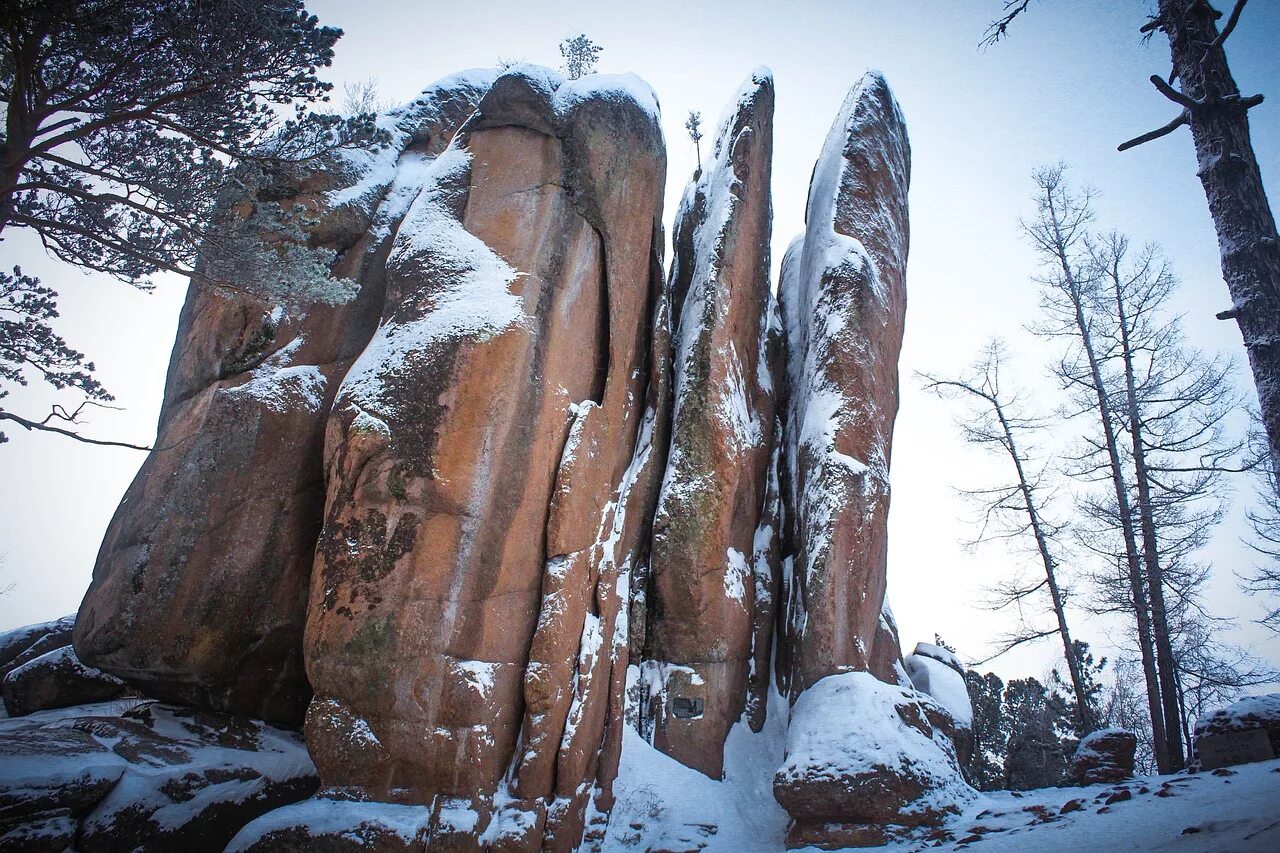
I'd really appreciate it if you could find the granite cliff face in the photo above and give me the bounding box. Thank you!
[0,65,969,851]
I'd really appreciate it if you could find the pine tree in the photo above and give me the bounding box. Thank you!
[558,34,602,80]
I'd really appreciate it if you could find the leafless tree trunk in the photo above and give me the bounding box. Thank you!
[1024,167,1171,769]
[921,341,1095,734]
[1120,0,1280,478]
[983,0,1280,481]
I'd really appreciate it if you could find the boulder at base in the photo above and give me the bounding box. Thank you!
[772,672,974,848]
[0,701,317,852]
[2,646,127,717]
[1071,728,1137,785]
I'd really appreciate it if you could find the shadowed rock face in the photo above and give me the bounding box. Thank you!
[776,71,911,700]
[73,72,496,726]
[301,66,668,844]
[639,69,780,779]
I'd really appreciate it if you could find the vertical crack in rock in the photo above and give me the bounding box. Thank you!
[640,69,778,780]
[73,71,497,726]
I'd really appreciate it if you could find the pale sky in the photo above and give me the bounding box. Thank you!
[2,0,1278,690]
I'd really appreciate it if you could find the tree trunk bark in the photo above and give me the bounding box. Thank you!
[1156,0,1280,477]
[1111,260,1188,770]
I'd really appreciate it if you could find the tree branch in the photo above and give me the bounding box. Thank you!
[1118,111,1190,152]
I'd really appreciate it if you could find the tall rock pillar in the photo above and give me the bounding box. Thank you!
[639,69,781,779]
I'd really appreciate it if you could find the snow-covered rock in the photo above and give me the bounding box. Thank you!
[74,71,494,727]
[773,672,975,845]
[1193,692,1280,768]
[303,62,670,850]
[1072,728,1137,785]
[1,646,126,717]
[643,67,780,779]
[0,615,74,682]
[776,70,911,697]
[0,701,317,852]
[904,646,972,728]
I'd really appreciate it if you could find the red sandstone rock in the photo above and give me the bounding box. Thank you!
[642,69,779,779]
[775,71,911,698]
[1072,728,1137,785]
[73,72,494,726]
[302,66,669,850]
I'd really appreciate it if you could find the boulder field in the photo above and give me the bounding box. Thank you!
[3,64,973,850]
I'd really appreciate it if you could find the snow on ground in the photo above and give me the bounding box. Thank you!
[850,758,1280,853]
[605,676,791,851]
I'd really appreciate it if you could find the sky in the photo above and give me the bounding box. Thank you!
[2,0,1278,692]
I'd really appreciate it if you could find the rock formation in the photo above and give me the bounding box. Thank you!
[775,70,910,697]
[73,72,496,726]
[301,65,669,848]
[0,63,968,851]
[639,68,779,779]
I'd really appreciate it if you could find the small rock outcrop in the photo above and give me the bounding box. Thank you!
[302,65,669,847]
[73,72,496,727]
[2,646,127,717]
[0,616,74,681]
[905,642,974,768]
[1192,693,1280,770]
[1071,728,1137,785]
[0,701,317,852]
[640,68,779,779]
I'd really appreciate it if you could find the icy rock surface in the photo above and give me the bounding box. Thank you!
[0,701,317,852]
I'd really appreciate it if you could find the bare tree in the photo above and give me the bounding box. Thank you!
[983,0,1280,480]
[1023,165,1172,769]
[921,340,1096,734]
[341,77,391,116]
[1089,231,1247,768]
[1242,416,1280,628]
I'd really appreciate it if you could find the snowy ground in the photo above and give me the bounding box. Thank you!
[876,758,1280,853]
[609,697,1280,853]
